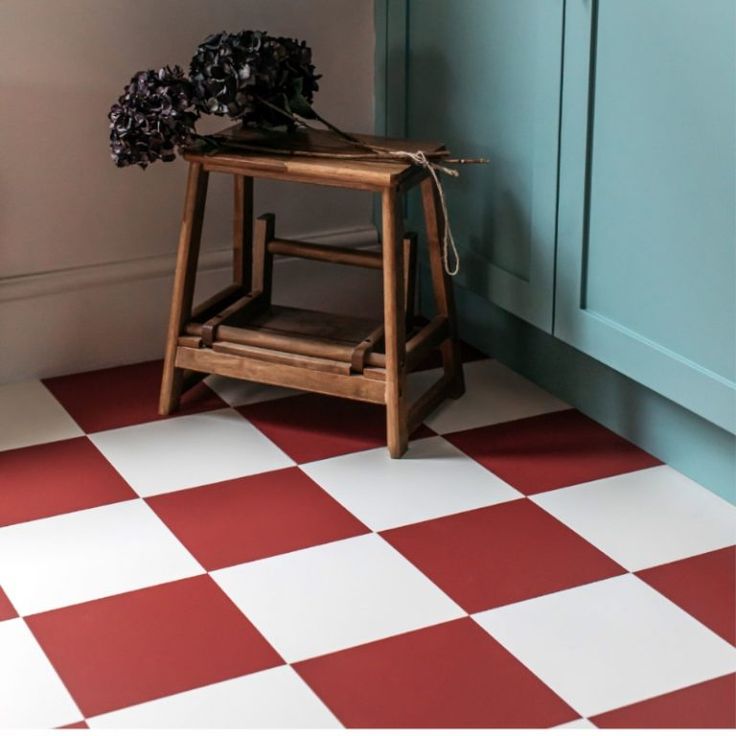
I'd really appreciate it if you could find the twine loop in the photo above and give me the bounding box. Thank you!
[393,150,461,276]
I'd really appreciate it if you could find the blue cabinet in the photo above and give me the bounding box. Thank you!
[556,0,736,432]
[391,0,736,434]
[402,0,565,332]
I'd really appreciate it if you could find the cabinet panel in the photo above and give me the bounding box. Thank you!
[406,0,564,331]
[556,0,736,432]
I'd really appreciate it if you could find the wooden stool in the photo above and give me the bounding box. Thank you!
[159,128,465,458]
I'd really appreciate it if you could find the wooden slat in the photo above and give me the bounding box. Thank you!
[175,346,386,404]
[362,366,387,382]
[244,305,377,344]
[268,239,382,269]
[200,292,266,347]
[202,324,356,363]
[201,162,387,192]
[213,341,352,375]
[177,335,203,349]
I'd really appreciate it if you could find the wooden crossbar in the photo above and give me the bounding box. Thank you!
[190,283,244,323]
[267,238,382,269]
[213,341,353,375]
[175,345,386,404]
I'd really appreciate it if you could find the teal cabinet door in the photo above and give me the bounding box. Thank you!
[556,0,736,432]
[405,0,565,332]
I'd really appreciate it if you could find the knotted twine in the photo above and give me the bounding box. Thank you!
[392,150,461,276]
[295,105,463,275]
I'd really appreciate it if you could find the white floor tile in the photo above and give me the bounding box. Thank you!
[89,408,294,496]
[0,500,203,615]
[205,374,301,407]
[533,466,736,570]
[87,665,340,728]
[0,618,82,728]
[410,360,568,435]
[0,381,82,452]
[212,534,464,662]
[474,574,736,717]
[302,435,522,530]
[553,718,596,729]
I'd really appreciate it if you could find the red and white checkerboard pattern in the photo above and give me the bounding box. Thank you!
[1,352,734,728]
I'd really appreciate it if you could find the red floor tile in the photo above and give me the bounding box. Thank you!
[0,586,17,621]
[147,467,369,570]
[26,575,283,718]
[381,499,625,613]
[446,409,662,494]
[44,360,226,433]
[637,546,736,646]
[591,673,736,729]
[238,393,433,464]
[294,617,578,728]
[0,437,136,526]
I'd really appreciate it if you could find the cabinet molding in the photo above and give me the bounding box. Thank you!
[555,0,736,432]
[399,0,565,331]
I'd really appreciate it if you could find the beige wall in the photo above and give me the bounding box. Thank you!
[0,0,380,382]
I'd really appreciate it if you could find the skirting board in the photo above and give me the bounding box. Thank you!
[0,226,382,384]
[421,273,736,505]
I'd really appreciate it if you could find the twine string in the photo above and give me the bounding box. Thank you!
[393,150,461,276]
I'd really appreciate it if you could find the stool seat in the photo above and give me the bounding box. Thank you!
[185,126,447,191]
[159,128,465,458]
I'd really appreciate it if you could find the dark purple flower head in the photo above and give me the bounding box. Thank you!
[189,30,320,128]
[108,65,199,169]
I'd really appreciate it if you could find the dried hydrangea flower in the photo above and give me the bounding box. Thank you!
[189,30,320,128]
[188,31,262,118]
[108,66,199,168]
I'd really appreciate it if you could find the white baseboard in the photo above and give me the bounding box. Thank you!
[0,225,382,384]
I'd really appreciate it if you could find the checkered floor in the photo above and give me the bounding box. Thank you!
[1,353,734,728]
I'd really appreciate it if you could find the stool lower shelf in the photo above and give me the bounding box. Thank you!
[176,299,452,417]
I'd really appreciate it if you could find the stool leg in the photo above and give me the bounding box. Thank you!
[382,188,408,458]
[403,232,418,331]
[159,162,209,415]
[420,178,465,399]
[252,213,275,303]
[233,175,254,288]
